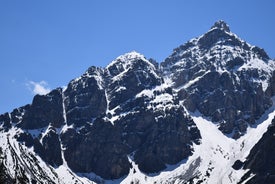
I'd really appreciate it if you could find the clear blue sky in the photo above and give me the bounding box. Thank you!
[0,0,274,114]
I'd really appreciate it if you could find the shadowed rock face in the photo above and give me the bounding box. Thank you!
[57,54,201,179]
[266,71,275,97]
[236,117,275,184]
[0,21,274,181]
[64,67,107,127]
[183,70,271,138]
[18,88,65,129]
[60,119,131,179]
[133,106,200,173]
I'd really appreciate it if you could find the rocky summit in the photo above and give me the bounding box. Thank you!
[1,21,275,184]
[162,20,274,139]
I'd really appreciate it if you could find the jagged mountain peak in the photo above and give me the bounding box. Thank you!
[106,51,158,77]
[106,51,162,80]
[162,21,244,68]
[198,22,245,51]
[162,20,273,77]
[115,50,145,61]
[210,20,230,32]
[109,51,145,64]
[161,21,275,139]
[1,21,275,183]
[107,51,151,69]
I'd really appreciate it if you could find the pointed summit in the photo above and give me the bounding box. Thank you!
[211,20,230,32]
[106,51,159,79]
[107,51,146,69]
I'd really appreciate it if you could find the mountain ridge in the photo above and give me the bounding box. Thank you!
[1,20,275,183]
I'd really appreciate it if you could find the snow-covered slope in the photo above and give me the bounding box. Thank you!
[0,126,95,184]
[106,97,275,184]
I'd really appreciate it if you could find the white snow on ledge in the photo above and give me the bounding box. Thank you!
[107,51,147,68]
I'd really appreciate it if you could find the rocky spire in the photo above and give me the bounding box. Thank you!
[211,20,230,32]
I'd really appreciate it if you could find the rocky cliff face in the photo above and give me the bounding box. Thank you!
[0,21,275,183]
[234,117,275,184]
[0,51,201,180]
[161,20,274,138]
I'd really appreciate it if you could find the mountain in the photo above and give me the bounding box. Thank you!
[162,20,274,138]
[1,20,275,184]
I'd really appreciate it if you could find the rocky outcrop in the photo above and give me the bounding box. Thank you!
[237,117,275,184]
[41,128,63,166]
[0,113,11,131]
[64,66,107,127]
[183,70,271,138]
[18,88,64,129]
[133,106,200,173]
[61,119,131,179]
[266,71,275,97]
[106,53,163,109]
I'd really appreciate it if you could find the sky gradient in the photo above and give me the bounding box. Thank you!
[1,0,274,114]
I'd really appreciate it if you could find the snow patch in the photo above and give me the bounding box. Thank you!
[107,51,148,69]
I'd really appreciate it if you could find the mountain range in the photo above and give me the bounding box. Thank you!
[1,20,275,184]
